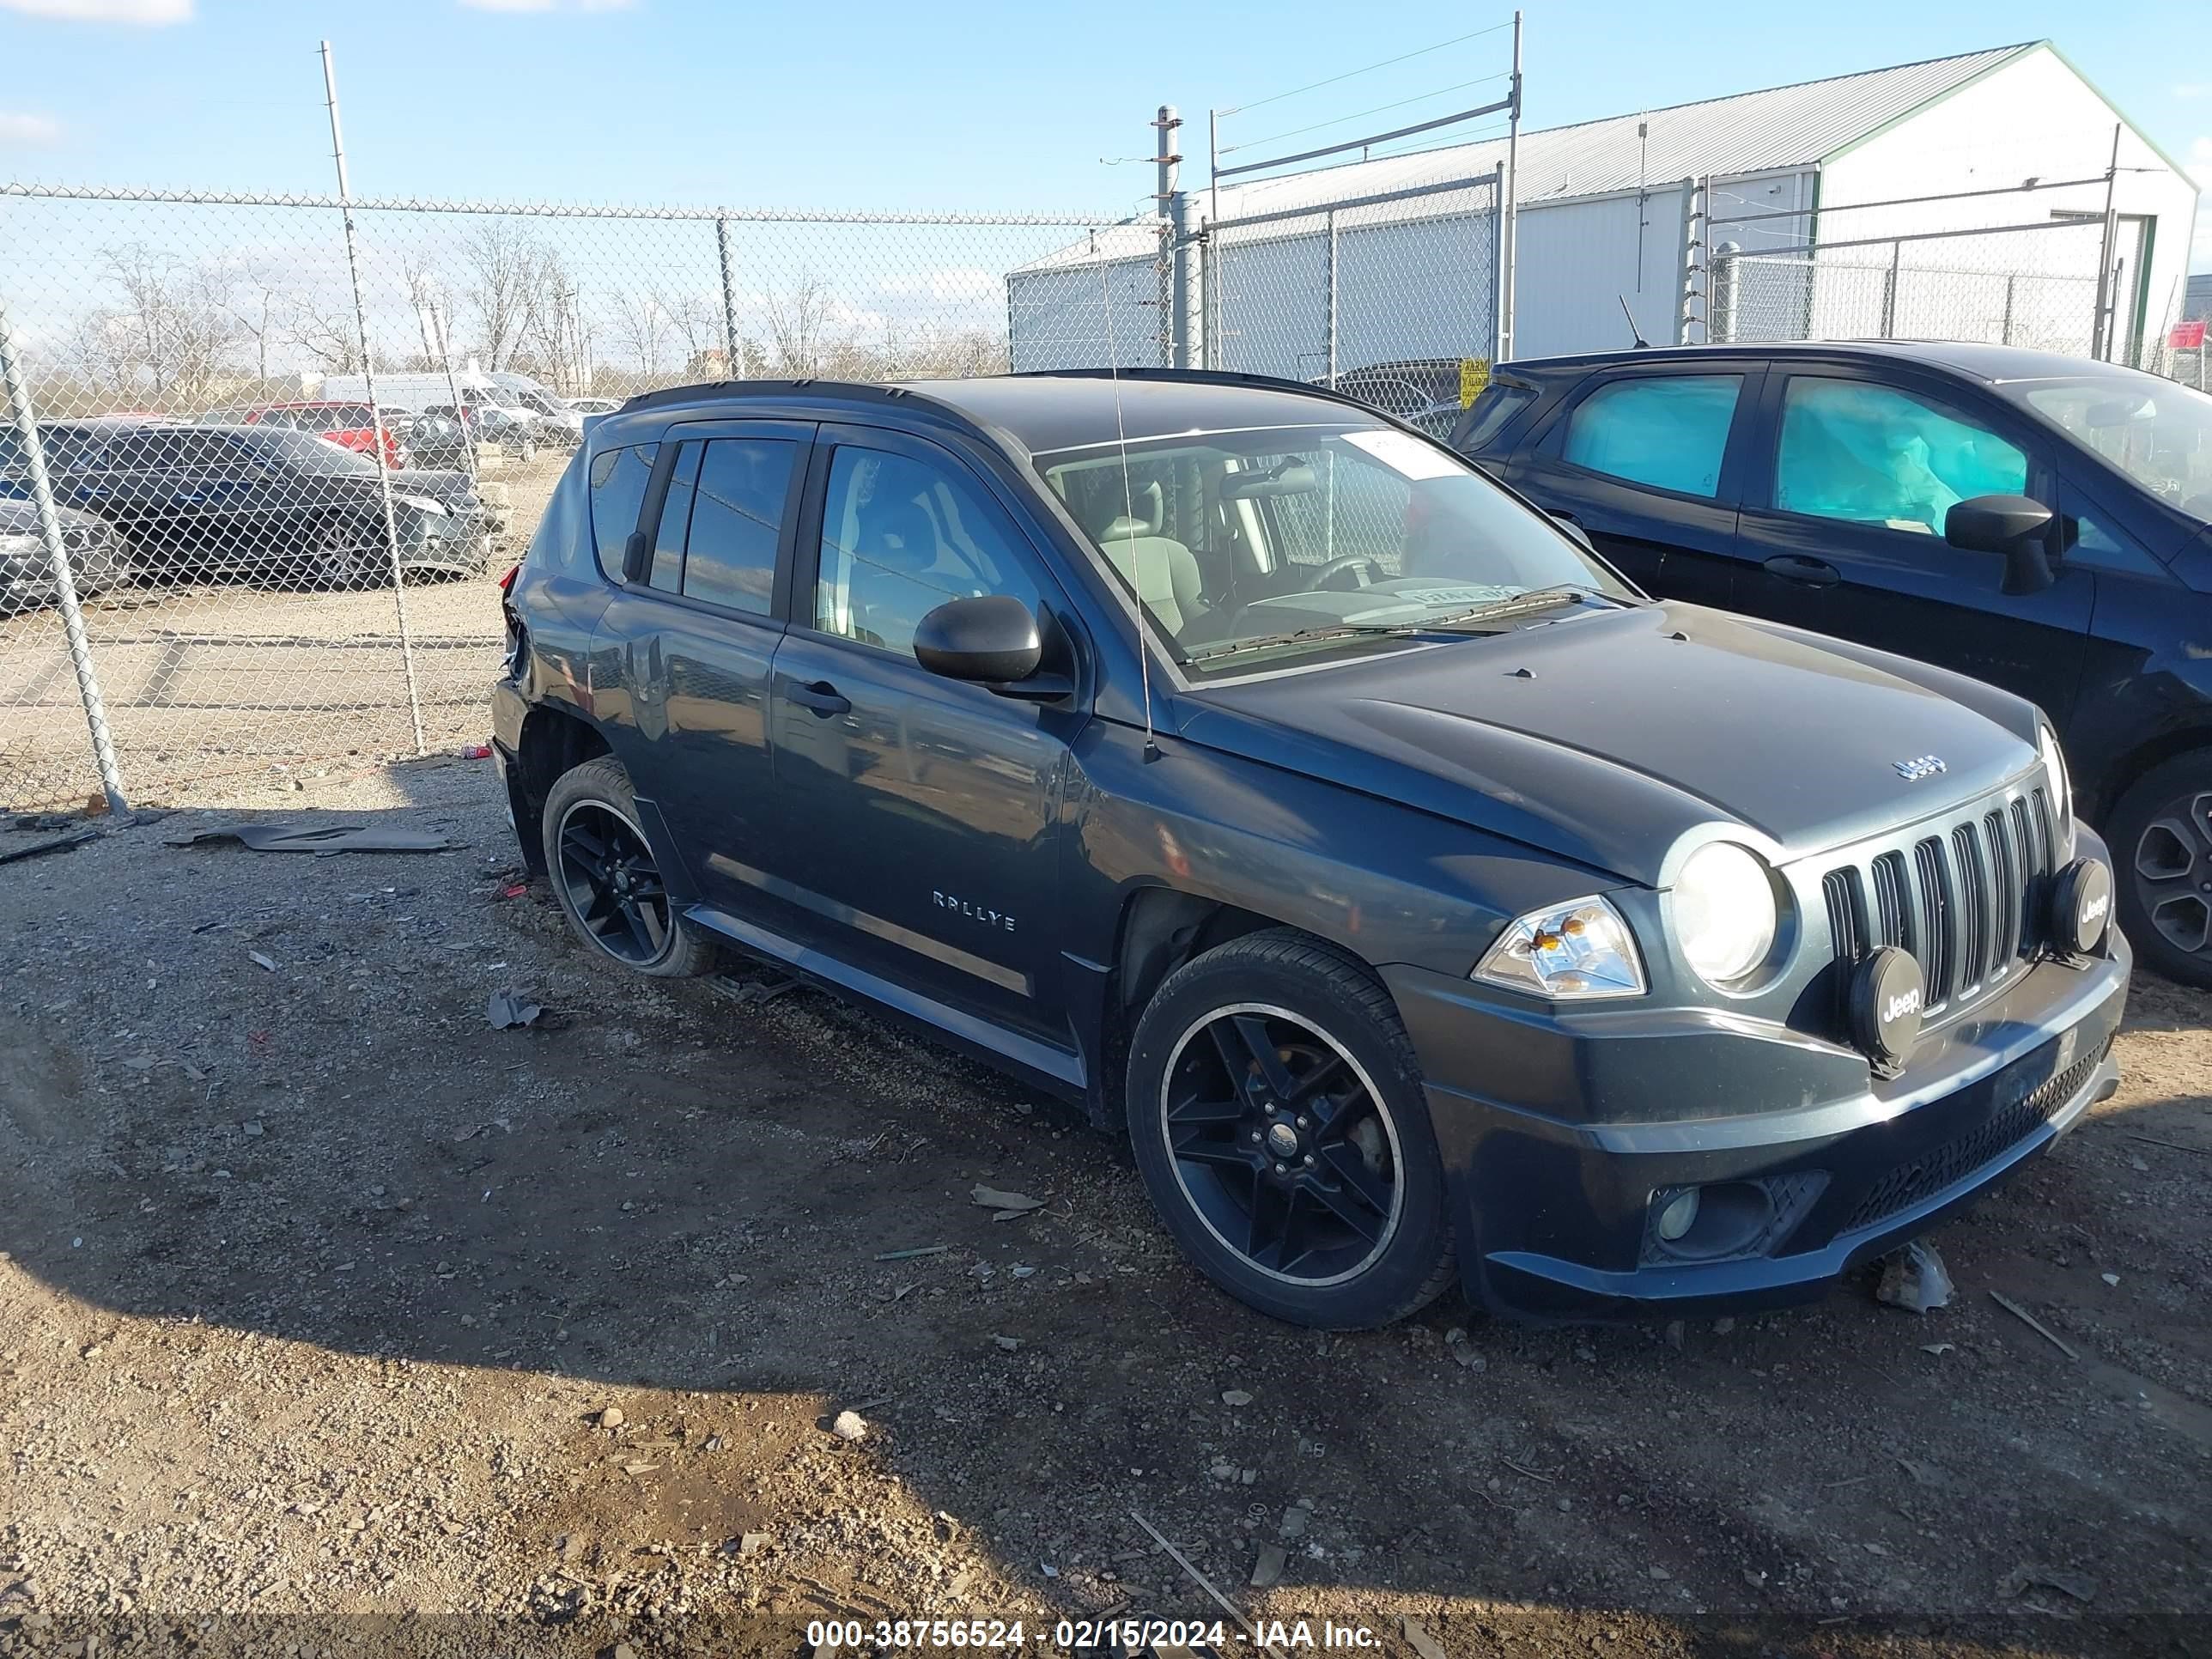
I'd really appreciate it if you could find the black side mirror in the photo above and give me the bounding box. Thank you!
[913,594,1043,684]
[1944,494,2055,596]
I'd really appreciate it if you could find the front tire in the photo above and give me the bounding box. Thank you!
[2109,753,2212,988]
[1125,929,1456,1328]
[540,756,716,978]
[301,515,382,591]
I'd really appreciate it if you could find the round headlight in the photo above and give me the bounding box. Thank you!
[1674,842,1778,986]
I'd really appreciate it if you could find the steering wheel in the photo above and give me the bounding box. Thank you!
[1306,555,1388,592]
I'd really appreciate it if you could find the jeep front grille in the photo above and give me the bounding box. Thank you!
[1820,781,2057,1018]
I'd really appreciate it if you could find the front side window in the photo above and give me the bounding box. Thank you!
[1561,375,1741,497]
[2014,375,2212,527]
[1036,421,1632,676]
[678,437,797,614]
[1774,378,2027,534]
[587,441,658,579]
[813,445,1042,659]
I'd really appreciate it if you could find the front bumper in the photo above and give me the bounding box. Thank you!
[1385,927,2130,1322]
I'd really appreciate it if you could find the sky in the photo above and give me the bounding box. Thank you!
[0,0,2206,273]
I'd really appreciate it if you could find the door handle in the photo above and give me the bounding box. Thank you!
[1763,553,1840,588]
[787,679,850,717]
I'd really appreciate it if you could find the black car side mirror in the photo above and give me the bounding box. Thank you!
[1944,494,2055,597]
[914,594,1043,685]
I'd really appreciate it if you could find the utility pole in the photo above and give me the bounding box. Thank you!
[1498,9,1522,363]
[1155,105,1181,368]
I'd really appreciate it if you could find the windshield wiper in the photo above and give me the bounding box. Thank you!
[1182,585,1620,665]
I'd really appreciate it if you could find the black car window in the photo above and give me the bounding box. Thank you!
[1774,378,2027,535]
[1455,382,1535,452]
[647,441,702,592]
[679,437,797,615]
[586,442,658,580]
[2057,483,2168,580]
[814,444,1041,660]
[1560,375,1741,498]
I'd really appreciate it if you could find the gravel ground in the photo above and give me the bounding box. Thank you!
[0,757,2206,1658]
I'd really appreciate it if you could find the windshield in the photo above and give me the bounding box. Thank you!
[1035,421,1631,674]
[252,428,377,476]
[2008,373,2212,526]
[516,390,562,414]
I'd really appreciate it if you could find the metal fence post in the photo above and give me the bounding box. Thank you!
[1170,192,1200,370]
[1323,207,1338,387]
[320,40,426,757]
[1709,242,1738,343]
[715,216,742,376]
[0,295,129,816]
[1676,176,1706,345]
[1880,241,1902,338]
[1155,106,1180,369]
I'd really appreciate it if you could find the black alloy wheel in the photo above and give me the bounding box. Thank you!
[554,798,675,966]
[2112,754,2212,988]
[1159,1001,1403,1285]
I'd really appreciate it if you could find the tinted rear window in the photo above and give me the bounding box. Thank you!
[586,442,658,580]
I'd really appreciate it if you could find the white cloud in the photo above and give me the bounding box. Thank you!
[0,112,62,147]
[0,0,191,21]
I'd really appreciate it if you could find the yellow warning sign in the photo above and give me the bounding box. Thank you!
[1458,357,1491,407]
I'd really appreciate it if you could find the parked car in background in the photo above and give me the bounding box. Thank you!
[490,372,586,444]
[493,369,2125,1329]
[1455,341,2212,988]
[2,420,484,590]
[428,403,539,461]
[1327,357,1469,438]
[204,400,407,471]
[0,490,135,614]
[402,410,478,472]
[565,397,623,417]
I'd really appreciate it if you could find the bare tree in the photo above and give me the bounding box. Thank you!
[222,263,290,392]
[605,289,668,376]
[763,275,834,376]
[288,292,363,374]
[652,284,724,377]
[70,245,245,408]
[460,222,545,371]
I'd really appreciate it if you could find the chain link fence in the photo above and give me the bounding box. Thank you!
[0,185,1138,811]
[1200,171,1501,430]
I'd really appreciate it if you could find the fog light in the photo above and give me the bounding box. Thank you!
[1849,944,1924,1074]
[1655,1188,1700,1243]
[2048,856,2112,958]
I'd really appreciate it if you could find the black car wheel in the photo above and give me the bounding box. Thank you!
[541,756,715,978]
[301,516,382,592]
[1125,929,1455,1328]
[2111,753,2212,988]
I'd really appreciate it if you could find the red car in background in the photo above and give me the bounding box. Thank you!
[205,401,406,470]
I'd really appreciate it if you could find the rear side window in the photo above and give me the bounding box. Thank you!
[586,441,658,580]
[679,437,798,614]
[1775,378,2027,534]
[1456,382,1535,452]
[648,441,702,592]
[1562,375,1741,497]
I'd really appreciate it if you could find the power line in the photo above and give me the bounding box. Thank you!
[1222,73,1510,156]
[1222,21,1512,116]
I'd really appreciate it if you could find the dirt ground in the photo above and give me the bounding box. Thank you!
[0,757,2207,1659]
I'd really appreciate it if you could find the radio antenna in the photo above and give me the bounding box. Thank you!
[1098,259,1160,762]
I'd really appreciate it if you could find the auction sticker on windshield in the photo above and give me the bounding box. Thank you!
[1341,428,1462,479]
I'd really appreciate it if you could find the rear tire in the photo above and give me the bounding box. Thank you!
[540,755,715,978]
[1124,928,1456,1328]
[2109,752,2212,988]
[301,515,382,591]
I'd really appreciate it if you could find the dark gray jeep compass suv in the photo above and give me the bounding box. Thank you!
[490,370,2129,1329]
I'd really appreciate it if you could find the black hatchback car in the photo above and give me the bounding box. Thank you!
[0,419,485,590]
[1450,342,2212,987]
[492,370,2126,1328]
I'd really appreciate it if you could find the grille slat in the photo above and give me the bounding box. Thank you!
[1827,780,2050,1028]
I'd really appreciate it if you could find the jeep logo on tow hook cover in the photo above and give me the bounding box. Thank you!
[1850,945,1927,1074]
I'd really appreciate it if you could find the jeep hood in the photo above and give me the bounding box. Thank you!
[1177,601,2040,887]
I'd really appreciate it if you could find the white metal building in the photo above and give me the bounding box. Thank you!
[1008,41,2199,376]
